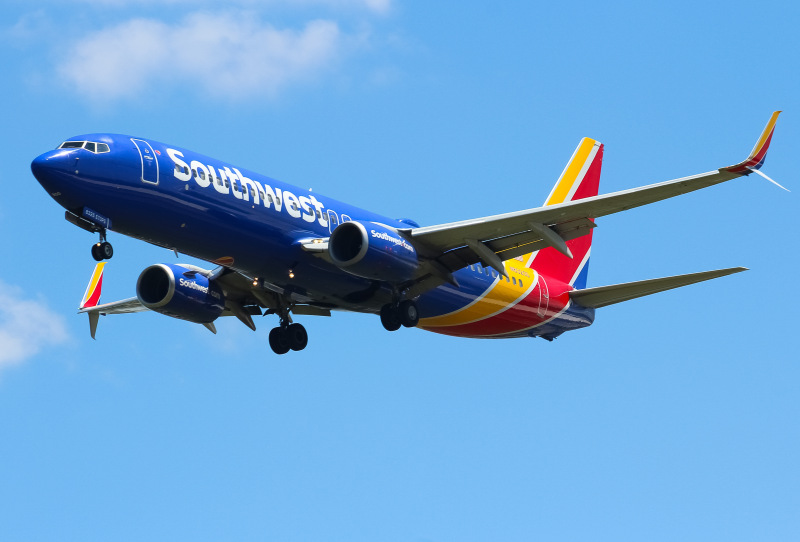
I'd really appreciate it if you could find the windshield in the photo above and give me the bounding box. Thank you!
[58,141,111,154]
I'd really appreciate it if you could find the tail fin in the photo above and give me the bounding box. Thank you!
[526,137,603,288]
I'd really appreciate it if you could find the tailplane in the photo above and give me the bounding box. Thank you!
[569,267,747,309]
[526,137,603,287]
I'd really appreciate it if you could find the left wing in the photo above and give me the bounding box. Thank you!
[77,263,329,339]
[404,111,781,281]
[78,262,148,339]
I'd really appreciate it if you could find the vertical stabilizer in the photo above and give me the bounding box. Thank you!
[526,138,603,288]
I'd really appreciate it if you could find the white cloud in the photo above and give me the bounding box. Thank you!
[57,12,352,103]
[0,280,69,371]
[77,0,392,15]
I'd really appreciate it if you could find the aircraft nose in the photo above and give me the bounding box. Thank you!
[30,153,49,180]
[31,149,74,182]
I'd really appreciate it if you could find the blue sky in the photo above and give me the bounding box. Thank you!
[1,1,799,540]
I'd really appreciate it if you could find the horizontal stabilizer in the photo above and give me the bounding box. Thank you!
[569,267,747,309]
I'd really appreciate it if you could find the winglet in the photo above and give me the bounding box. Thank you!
[724,111,781,173]
[80,262,105,310]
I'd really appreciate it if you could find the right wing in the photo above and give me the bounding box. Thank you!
[403,111,781,284]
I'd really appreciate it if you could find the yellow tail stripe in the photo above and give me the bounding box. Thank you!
[544,138,597,206]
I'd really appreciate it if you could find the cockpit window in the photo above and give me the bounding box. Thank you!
[59,141,84,149]
[57,140,111,154]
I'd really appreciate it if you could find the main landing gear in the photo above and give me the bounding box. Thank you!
[380,300,419,332]
[267,302,308,355]
[268,323,308,355]
[91,230,113,261]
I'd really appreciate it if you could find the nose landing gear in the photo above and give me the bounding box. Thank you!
[91,241,114,261]
[91,230,113,261]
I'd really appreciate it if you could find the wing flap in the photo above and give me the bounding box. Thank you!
[569,267,747,309]
[434,217,596,272]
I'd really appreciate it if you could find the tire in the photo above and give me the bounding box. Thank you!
[268,327,290,355]
[380,304,401,332]
[286,323,308,351]
[91,244,103,262]
[398,300,419,328]
[100,242,114,260]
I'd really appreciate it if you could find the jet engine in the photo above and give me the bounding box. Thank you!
[136,263,225,323]
[328,221,419,282]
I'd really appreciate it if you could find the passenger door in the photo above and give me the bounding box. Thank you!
[131,138,159,185]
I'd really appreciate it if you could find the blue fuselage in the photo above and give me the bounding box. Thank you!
[31,133,594,339]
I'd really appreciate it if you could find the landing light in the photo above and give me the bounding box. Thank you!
[288,270,295,279]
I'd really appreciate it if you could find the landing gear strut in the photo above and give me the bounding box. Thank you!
[380,299,419,331]
[91,230,113,261]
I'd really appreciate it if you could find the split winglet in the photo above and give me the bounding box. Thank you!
[80,262,105,309]
[79,263,106,340]
[724,111,781,174]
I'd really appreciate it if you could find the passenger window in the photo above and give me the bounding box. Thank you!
[268,195,274,204]
[198,170,206,181]
[469,265,475,271]
[519,280,524,289]
[484,267,490,276]
[512,277,517,285]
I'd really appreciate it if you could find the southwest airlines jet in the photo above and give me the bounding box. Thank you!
[31,112,781,354]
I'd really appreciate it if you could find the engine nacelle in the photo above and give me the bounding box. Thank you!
[136,264,225,324]
[328,221,419,282]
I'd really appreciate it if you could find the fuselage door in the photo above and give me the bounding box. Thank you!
[131,138,159,185]
[537,274,550,318]
[327,210,340,234]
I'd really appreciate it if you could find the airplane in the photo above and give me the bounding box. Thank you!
[30,112,782,354]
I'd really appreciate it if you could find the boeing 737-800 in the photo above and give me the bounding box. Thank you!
[30,112,781,354]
